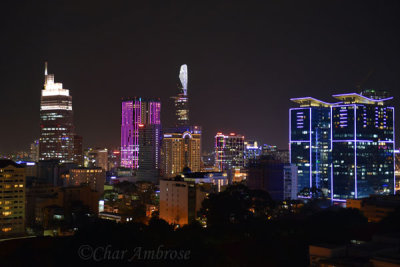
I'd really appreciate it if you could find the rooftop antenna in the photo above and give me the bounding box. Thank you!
[356,69,374,92]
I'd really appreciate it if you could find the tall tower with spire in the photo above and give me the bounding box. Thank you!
[160,64,201,177]
[173,64,190,126]
[39,62,75,163]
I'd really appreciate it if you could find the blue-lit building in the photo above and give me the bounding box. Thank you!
[290,91,395,200]
[244,140,262,166]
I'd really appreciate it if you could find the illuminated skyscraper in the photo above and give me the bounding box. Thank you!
[161,126,201,177]
[39,62,75,163]
[290,91,395,200]
[215,133,245,171]
[120,97,161,169]
[172,64,190,126]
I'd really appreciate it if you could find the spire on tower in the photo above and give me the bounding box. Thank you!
[45,61,48,76]
[179,64,188,96]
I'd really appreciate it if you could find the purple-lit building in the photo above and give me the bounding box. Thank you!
[121,97,161,169]
[290,90,395,200]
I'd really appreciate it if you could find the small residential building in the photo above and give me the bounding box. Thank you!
[159,176,215,226]
[346,195,400,223]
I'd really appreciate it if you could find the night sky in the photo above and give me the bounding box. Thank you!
[1,0,400,154]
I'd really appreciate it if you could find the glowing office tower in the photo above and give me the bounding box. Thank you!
[290,91,395,200]
[39,62,75,163]
[120,97,161,169]
[215,133,245,171]
[161,127,201,177]
[172,64,190,126]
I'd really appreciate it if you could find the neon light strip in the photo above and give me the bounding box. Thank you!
[309,108,312,188]
[290,97,342,106]
[290,107,309,111]
[332,140,373,142]
[354,104,357,199]
[330,106,333,201]
[332,199,347,202]
[41,105,72,111]
[290,140,311,143]
[289,109,291,165]
[389,107,395,195]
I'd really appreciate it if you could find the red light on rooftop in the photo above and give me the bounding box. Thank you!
[138,124,144,127]
[230,133,236,136]
[113,151,120,154]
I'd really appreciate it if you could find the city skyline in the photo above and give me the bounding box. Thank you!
[2,2,400,265]
[1,1,400,154]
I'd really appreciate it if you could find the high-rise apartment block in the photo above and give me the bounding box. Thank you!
[0,160,25,237]
[161,127,201,177]
[215,132,245,171]
[63,167,106,195]
[120,97,161,169]
[290,91,395,200]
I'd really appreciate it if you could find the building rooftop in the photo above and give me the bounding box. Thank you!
[291,92,393,107]
[121,97,161,102]
[290,97,341,107]
[332,93,393,105]
[0,160,23,169]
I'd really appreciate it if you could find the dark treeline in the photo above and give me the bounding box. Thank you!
[1,184,399,266]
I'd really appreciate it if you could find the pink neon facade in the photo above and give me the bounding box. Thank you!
[121,98,161,168]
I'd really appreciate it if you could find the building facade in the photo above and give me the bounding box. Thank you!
[30,140,39,162]
[290,91,395,200]
[244,140,262,166]
[159,177,212,225]
[39,62,75,163]
[84,148,109,171]
[120,97,161,169]
[161,127,201,177]
[215,132,245,171]
[63,167,106,195]
[247,157,297,200]
[136,124,162,183]
[0,160,25,237]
